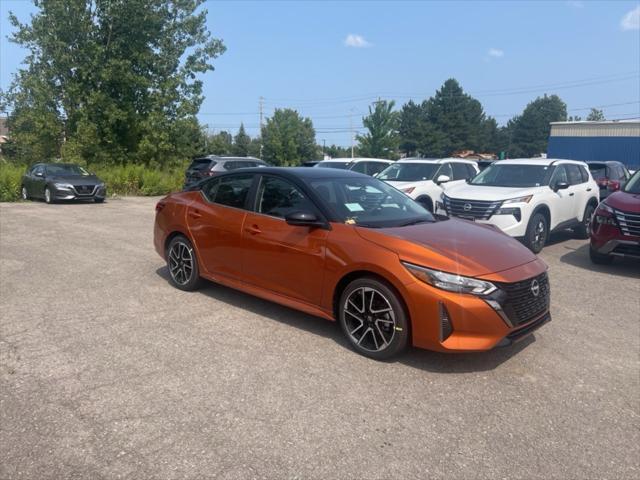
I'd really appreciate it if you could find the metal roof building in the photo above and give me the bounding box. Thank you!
[547,120,640,169]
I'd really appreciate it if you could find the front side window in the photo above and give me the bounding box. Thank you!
[452,162,472,180]
[472,163,554,188]
[566,165,584,185]
[256,176,317,218]
[32,165,45,176]
[436,163,453,180]
[308,177,433,228]
[349,162,367,174]
[366,162,390,176]
[623,170,640,194]
[377,162,439,182]
[550,165,568,185]
[203,174,253,208]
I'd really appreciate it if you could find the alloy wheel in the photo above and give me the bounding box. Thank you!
[44,188,51,204]
[343,287,397,352]
[168,241,195,286]
[533,219,546,250]
[21,187,28,200]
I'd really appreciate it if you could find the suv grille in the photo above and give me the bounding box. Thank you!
[443,197,501,220]
[615,209,640,237]
[497,272,550,326]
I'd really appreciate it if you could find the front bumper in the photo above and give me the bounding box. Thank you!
[590,222,640,259]
[52,184,106,201]
[436,200,529,237]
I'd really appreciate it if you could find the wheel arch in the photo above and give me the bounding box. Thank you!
[531,204,551,235]
[164,229,193,256]
[415,195,433,212]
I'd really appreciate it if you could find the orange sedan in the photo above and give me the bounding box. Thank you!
[154,167,550,359]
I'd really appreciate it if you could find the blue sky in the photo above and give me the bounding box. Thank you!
[1,0,639,146]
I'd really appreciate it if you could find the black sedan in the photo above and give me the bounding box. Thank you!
[21,163,107,204]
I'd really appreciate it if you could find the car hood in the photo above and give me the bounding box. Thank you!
[444,184,546,201]
[386,180,435,189]
[50,175,102,185]
[355,218,538,277]
[604,190,640,213]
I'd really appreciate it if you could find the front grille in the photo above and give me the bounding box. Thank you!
[443,196,501,220]
[497,272,550,326]
[615,209,640,237]
[74,185,95,195]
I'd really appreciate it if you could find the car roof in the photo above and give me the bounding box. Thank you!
[194,156,263,162]
[397,157,477,164]
[318,157,393,163]
[214,166,369,180]
[495,158,588,167]
[585,161,622,165]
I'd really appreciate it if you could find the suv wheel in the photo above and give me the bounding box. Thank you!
[524,212,547,254]
[338,277,409,360]
[589,245,613,265]
[574,204,595,239]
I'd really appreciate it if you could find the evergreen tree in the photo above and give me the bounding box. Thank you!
[356,100,399,159]
[233,123,251,156]
[261,109,316,166]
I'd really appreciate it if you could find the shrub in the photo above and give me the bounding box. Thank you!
[0,163,24,202]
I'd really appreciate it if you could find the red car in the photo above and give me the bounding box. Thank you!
[590,169,640,264]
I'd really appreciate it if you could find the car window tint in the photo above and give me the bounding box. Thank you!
[205,174,253,208]
[566,165,584,185]
[257,176,317,218]
[367,162,389,176]
[452,162,471,180]
[551,165,568,185]
[33,165,44,176]
[224,161,260,170]
[189,158,214,171]
[580,166,590,183]
[436,163,453,179]
[465,164,477,177]
[349,162,367,174]
[613,165,625,179]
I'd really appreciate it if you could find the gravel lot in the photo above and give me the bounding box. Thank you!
[1,196,639,480]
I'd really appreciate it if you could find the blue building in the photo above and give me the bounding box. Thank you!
[547,121,640,170]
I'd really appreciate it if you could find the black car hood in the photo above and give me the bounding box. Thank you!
[49,175,102,186]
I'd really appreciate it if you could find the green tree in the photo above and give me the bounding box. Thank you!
[398,100,426,157]
[233,123,251,156]
[3,0,225,166]
[506,94,567,157]
[586,108,605,121]
[324,144,351,159]
[261,109,316,166]
[356,100,399,159]
[207,130,233,155]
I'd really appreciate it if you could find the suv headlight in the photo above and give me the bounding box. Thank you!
[402,262,497,295]
[502,195,532,204]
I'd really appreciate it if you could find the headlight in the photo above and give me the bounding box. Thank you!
[502,195,532,204]
[53,183,73,189]
[594,202,616,225]
[402,262,497,295]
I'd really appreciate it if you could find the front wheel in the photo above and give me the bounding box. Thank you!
[523,212,548,254]
[416,196,433,212]
[94,198,105,203]
[44,187,53,204]
[338,277,409,360]
[574,204,595,239]
[21,186,29,201]
[166,236,202,291]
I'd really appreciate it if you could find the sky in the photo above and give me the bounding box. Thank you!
[1,0,639,147]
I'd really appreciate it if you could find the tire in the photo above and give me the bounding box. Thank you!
[573,203,595,239]
[94,198,105,203]
[21,186,29,201]
[338,277,409,360]
[589,245,613,265]
[44,187,53,204]
[523,212,548,254]
[166,235,202,291]
[416,196,433,212]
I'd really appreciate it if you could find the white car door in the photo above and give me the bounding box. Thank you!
[549,165,576,227]
[566,164,588,221]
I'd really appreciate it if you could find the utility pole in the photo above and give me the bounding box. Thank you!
[259,96,264,158]
[349,108,354,159]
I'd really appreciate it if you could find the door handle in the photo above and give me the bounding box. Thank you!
[586,188,592,192]
[569,193,575,196]
[245,225,262,235]
[188,210,202,219]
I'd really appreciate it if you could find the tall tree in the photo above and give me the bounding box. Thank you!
[586,108,605,121]
[207,130,233,155]
[505,94,567,157]
[233,123,251,156]
[3,0,225,166]
[261,109,316,166]
[356,100,399,159]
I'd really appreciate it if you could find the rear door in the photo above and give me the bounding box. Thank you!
[186,173,255,280]
[566,164,588,221]
[241,175,328,304]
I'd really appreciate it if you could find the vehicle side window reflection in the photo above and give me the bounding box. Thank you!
[257,176,317,219]
[437,163,453,179]
[367,162,388,176]
[551,165,568,185]
[204,174,253,209]
[350,162,367,174]
[566,165,584,185]
[452,162,470,180]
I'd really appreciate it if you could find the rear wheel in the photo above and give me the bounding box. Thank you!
[523,212,547,253]
[574,203,595,239]
[338,277,409,360]
[166,236,202,291]
[21,186,29,201]
[589,245,613,265]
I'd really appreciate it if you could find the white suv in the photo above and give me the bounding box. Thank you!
[377,158,479,212]
[314,158,393,176]
[439,159,600,253]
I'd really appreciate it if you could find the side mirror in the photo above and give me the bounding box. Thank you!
[285,211,326,228]
[35,172,44,178]
[553,181,569,192]
[436,174,451,185]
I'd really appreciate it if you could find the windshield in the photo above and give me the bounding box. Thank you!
[623,170,640,194]
[308,177,433,228]
[45,164,90,176]
[316,161,351,170]
[588,164,607,180]
[377,162,439,182]
[470,163,553,187]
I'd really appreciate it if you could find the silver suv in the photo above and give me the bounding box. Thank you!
[184,156,267,187]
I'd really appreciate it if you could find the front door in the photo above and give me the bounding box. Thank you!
[242,175,328,305]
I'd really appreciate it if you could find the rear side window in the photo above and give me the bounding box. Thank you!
[256,176,317,218]
[612,165,625,180]
[366,162,389,176]
[349,162,367,174]
[566,165,584,185]
[189,158,214,171]
[588,163,607,180]
[452,162,472,180]
[223,161,261,170]
[203,174,253,209]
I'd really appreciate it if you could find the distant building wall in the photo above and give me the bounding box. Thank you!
[547,121,640,169]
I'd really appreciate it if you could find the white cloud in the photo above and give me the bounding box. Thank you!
[566,1,584,8]
[488,48,504,58]
[344,34,372,48]
[621,5,640,31]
